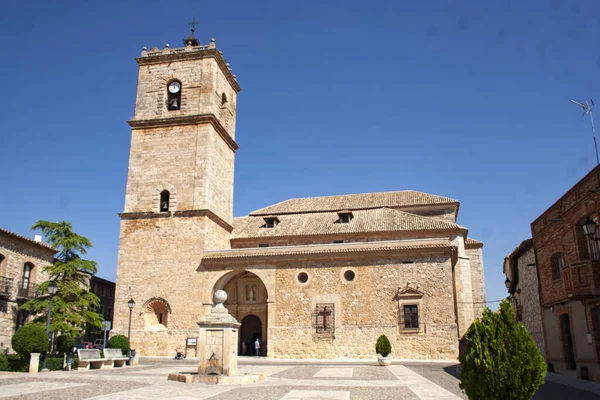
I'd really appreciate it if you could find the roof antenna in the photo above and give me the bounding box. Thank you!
[571,98,599,165]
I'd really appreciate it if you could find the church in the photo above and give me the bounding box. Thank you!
[112,29,486,359]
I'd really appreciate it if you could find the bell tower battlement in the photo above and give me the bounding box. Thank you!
[121,32,240,226]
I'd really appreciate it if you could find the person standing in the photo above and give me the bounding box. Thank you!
[254,338,260,357]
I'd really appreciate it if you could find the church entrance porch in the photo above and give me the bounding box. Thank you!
[217,271,268,357]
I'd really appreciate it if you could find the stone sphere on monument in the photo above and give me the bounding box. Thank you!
[213,290,227,305]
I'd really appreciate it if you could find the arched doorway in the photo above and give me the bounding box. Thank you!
[240,315,261,356]
[217,271,268,356]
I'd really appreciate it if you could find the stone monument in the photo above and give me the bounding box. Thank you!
[197,290,240,376]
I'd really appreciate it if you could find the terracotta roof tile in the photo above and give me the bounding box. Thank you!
[249,190,459,216]
[0,228,55,251]
[204,239,455,261]
[465,237,484,246]
[233,208,465,239]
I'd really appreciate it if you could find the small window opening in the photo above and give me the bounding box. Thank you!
[403,305,419,329]
[258,243,269,248]
[22,263,33,289]
[221,92,228,105]
[160,190,170,212]
[167,80,181,110]
[333,240,344,244]
[297,272,309,283]
[551,253,563,280]
[337,211,353,224]
[344,270,355,281]
[402,260,414,264]
[264,216,279,228]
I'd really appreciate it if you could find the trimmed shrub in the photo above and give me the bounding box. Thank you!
[44,357,65,371]
[107,335,129,354]
[375,334,392,357]
[0,353,8,371]
[459,300,546,400]
[11,323,49,358]
[56,334,75,354]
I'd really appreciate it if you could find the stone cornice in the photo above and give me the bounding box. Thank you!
[136,47,241,93]
[201,241,457,266]
[128,114,239,151]
[118,209,233,233]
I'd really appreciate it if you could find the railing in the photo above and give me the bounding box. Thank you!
[0,276,13,296]
[17,282,39,298]
[563,260,600,296]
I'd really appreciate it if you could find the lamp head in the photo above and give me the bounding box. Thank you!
[583,216,597,238]
[128,298,135,310]
[504,277,511,289]
[48,281,58,296]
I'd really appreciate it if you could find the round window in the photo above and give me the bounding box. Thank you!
[344,270,355,281]
[297,272,309,283]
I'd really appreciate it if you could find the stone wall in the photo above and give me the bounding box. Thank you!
[465,246,485,318]
[0,232,53,352]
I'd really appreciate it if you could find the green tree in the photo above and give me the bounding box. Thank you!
[56,334,75,354]
[459,300,546,400]
[375,334,392,357]
[20,221,103,338]
[11,323,49,358]
[107,335,130,354]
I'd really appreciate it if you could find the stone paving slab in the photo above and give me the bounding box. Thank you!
[280,390,350,399]
[313,368,353,378]
[213,385,419,400]
[0,382,86,398]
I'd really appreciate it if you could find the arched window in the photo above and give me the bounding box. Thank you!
[550,253,563,280]
[22,263,34,289]
[576,217,592,261]
[160,190,170,212]
[221,92,228,105]
[167,80,181,111]
[143,298,171,330]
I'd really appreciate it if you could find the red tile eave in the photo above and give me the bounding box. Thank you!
[0,228,56,253]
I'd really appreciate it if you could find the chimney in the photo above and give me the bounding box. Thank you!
[34,235,42,242]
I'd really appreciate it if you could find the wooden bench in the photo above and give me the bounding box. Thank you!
[103,348,128,368]
[77,349,105,370]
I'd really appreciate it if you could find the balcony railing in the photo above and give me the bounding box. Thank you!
[0,276,13,296]
[563,260,600,297]
[17,282,39,298]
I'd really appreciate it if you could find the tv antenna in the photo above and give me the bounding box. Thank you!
[571,98,599,165]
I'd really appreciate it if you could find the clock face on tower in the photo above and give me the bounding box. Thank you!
[168,81,181,94]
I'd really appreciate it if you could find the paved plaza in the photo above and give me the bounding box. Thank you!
[0,358,599,399]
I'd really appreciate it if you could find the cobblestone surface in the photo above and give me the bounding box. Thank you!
[0,360,599,399]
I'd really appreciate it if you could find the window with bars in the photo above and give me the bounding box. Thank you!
[402,305,419,329]
[313,303,335,339]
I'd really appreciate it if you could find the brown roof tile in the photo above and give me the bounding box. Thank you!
[0,228,56,251]
[249,190,459,216]
[233,208,465,239]
[465,237,484,247]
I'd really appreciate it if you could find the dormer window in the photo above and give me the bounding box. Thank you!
[264,216,279,228]
[160,190,170,212]
[167,80,181,110]
[337,211,353,224]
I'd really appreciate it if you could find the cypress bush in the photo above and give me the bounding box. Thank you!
[11,323,49,358]
[107,335,130,354]
[0,353,8,371]
[459,300,546,400]
[56,334,75,354]
[375,334,392,357]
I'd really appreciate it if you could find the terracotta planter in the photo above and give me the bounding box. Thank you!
[377,355,392,366]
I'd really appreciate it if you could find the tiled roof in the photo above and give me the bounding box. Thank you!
[249,190,459,216]
[233,208,465,239]
[0,228,55,251]
[203,239,455,261]
[465,237,484,247]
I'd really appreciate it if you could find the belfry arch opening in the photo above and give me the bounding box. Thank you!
[215,270,268,356]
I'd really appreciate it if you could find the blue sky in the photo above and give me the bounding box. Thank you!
[1,0,599,310]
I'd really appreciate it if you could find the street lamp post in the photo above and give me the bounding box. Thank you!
[42,281,58,371]
[127,298,135,359]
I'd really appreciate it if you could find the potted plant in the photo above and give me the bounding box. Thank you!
[375,334,392,366]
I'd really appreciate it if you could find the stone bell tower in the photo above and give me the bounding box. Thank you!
[113,27,241,355]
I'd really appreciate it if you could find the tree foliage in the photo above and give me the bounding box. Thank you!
[56,334,75,354]
[108,335,130,354]
[459,300,546,400]
[19,221,103,338]
[11,323,49,358]
[375,334,392,357]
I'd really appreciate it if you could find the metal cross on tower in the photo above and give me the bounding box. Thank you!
[189,17,199,35]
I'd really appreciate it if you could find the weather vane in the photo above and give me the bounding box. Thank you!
[189,17,199,35]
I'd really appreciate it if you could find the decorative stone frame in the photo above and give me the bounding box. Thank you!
[141,297,172,331]
[396,283,425,334]
[152,184,177,213]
